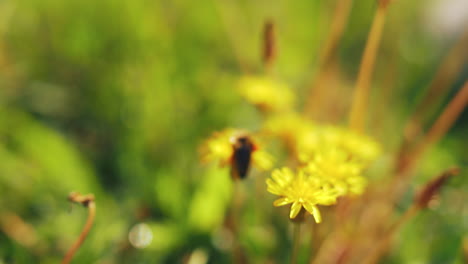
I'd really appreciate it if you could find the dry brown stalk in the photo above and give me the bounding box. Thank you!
[62,192,96,264]
[263,20,276,72]
[397,80,468,176]
[0,211,38,249]
[305,0,354,118]
[416,167,460,209]
[349,0,392,132]
[360,205,418,264]
[362,168,459,264]
[403,31,468,142]
[230,182,248,264]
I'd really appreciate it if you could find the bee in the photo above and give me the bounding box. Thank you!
[230,135,257,180]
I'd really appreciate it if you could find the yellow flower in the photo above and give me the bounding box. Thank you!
[302,148,367,196]
[200,129,236,167]
[321,126,381,164]
[263,114,381,167]
[298,125,381,166]
[266,167,339,223]
[251,149,274,171]
[238,76,294,112]
[263,113,314,142]
[200,129,273,177]
[262,113,315,155]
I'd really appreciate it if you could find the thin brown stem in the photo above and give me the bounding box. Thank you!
[318,0,354,69]
[230,181,248,264]
[363,167,459,264]
[62,192,96,264]
[403,30,468,142]
[349,0,391,132]
[398,80,468,176]
[263,19,276,73]
[305,0,354,118]
[361,205,418,264]
[369,46,397,139]
[0,211,38,250]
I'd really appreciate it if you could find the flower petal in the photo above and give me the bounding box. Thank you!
[311,206,322,223]
[302,201,315,215]
[253,151,274,170]
[266,179,283,195]
[271,169,287,187]
[273,197,293,206]
[289,201,302,219]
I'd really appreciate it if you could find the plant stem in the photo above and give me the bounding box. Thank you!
[361,205,417,264]
[305,0,354,118]
[263,19,276,74]
[291,222,302,264]
[397,80,468,177]
[349,0,391,132]
[364,168,459,264]
[403,31,468,142]
[0,211,38,250]
[62,192,96,264]
[230,181,248,264]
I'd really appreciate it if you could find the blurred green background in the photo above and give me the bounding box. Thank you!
[0,0,467,263]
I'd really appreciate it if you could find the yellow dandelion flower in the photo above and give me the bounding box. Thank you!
[263,113,314,141]
[251,149,274,171]
[238,76,295,112]
[302,148,367,196]
[321,126,381,164]
[266,167,339,223]
[200,129,274,179]
[298,125,381,166]
[262,113,315,154]
[200,129,236,167]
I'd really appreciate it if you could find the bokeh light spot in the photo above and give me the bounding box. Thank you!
[128,223,153,249]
